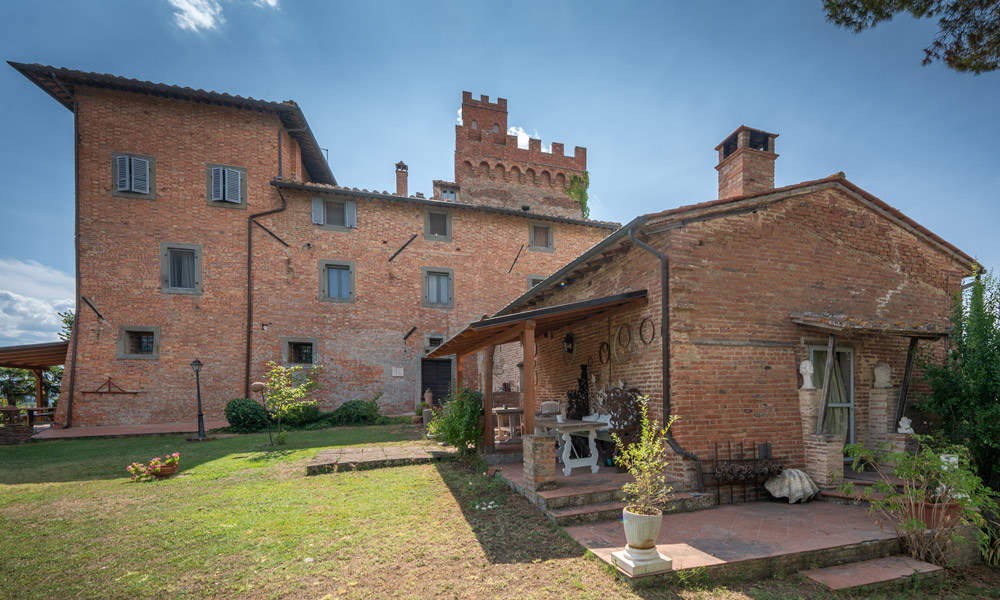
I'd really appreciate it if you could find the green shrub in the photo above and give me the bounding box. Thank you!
[428,388,482,455]
[326,394,386,426]
[281,402,321,427]
[224,398,268,433]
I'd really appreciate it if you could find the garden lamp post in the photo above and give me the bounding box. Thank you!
[190,359,207,441]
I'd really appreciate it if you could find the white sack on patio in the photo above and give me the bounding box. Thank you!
[764,468,819,504]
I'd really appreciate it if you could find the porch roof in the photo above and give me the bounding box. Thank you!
[428,290,648,358]
[0,341,69,370]
[789,312,951,339]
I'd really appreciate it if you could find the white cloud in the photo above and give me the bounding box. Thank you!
[0,259,74,346]
[255,0,279,7]
[168,0,225,32]
[456,108,462,125]
[507,126,551,153]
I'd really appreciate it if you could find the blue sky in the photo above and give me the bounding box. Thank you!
[0,1,997,345]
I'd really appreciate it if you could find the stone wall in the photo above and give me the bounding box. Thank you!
[523,433,557,491]
[0,423,32,445]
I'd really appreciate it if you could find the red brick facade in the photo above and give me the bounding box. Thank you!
[502,130,973,488]
[16,66,614,427]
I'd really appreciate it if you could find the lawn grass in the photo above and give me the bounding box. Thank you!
[1,425,997,599]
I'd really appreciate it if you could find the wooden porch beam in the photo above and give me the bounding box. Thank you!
[32,369,44,408]
[522,320,536,437]
[815,333,837,435]
[894,337,920,432]
[483,345,495,455]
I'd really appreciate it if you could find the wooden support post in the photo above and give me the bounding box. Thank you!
[484,345,495,454]
[32,369,44,408]
[522,320,536,437]
[815,333,837,435]
[455,354,464,392]
[894,337,919,432]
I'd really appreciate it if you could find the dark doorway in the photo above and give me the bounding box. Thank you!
[421,358,452,406]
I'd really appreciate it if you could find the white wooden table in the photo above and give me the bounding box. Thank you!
[535,417,603,476]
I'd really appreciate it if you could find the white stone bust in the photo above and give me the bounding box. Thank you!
[898,416,915,434]
[799,360,815,390]
[873,362,892,389]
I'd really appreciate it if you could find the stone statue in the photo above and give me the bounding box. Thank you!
[898,416,915,434]
[799,360,815,390]
[874,362,892,389]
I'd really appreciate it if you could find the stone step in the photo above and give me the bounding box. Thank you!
[801,555,942,591]
[547,492,715,526]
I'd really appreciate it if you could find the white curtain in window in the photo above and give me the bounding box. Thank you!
[327,266,350,298]
[169,249,196,289]
[428,272,450,304]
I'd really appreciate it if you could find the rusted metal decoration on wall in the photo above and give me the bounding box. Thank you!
[598,341,610,364]
[606,384,643,458]
[613,323,633,363]
[639,317,655,345]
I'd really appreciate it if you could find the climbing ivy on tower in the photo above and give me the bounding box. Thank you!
[565,171,590,219]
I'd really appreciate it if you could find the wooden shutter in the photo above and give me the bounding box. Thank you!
[115,155,130,191]
[130,157,149,194]
[345,200,358,228]
[311,198,324,224]
[529,224,535,247]
[224,168,241,203]
[211,167,224,201]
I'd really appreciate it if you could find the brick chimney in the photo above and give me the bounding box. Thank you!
[395,161,408,196]
[715,126,778,199]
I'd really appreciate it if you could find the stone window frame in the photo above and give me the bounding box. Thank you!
[312,196,358,233]
[807,343,856,444]
[281,336,319,366]
[423,207,453,242]
[421,266,455,309]
[318,259,356,303]
[116,325,161,360]
[159,242,203,295]
[527,274,547,289]
[528,221,554,253]
[205,163,248,209]
[111,151,156,200]
[424,333,446,354]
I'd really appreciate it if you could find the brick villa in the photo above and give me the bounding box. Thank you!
[6,62,614,427]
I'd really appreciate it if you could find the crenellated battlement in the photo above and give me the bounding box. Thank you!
[453,91,588,219]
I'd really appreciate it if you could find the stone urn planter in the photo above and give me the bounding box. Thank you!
[422,408,433,427]
[622,507,662,549]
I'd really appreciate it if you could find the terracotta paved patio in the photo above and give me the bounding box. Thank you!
[565,500,897,571]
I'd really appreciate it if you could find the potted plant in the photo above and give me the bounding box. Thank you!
[126,452,180,481]
[610,395,677,551]
[842,435,995,566]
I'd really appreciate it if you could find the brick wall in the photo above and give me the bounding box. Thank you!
[61,86,611,425]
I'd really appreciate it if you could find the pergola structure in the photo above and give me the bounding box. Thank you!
[0,341,69,407]
[428,290,647,452]
[789,312,950,434]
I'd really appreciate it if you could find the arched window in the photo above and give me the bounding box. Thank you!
[492,123,500,134]
[470,120,478,130]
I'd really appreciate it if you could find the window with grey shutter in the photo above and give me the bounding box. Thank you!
[211,167,224,201]
[224,168,241,203]
[130,157,150,194]
[318,259,354,303]
[422,267,454,308]
[324,200,345,227]
[116,155,130,191]
[345,200,357,228]
[160,242,202,295]
[169,249,196,289]
[529,222,553,252]
[311,197,324,224]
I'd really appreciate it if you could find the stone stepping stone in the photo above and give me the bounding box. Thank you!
[306,445,455,475]
[801,555,942,591]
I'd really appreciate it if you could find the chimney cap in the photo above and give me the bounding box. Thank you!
[714,125,779,153]
[395,161,408,171]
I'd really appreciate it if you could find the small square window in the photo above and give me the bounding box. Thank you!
[424,209,452,241]
[528,275,547,289]
[117,326,160,360]
[529,222,554,252]
[441,189,457,201]
[289,342,314,364]
[428,337,443,348]
[282,337,319,365]
[422,267,454,308]
[160,243,202,295]
[312,197,357,231]
[319,259,355,303]
[111,152,156,200]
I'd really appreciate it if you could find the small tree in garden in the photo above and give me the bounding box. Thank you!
[428,387,482,455]
[611,395,678,515]
[262,361,321,442]
[917,270,1000,491]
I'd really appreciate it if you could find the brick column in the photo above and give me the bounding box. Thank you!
[799,388,844,489]
[523,433,556,491]
[0,423,32,445]
[868,387,897,448]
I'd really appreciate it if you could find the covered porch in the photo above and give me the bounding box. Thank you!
[0,340,68,428]
[428,290,647,456]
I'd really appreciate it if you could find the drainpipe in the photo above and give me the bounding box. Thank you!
[628,227,704,492]
[244,183,289,397]
[63,90,80,428]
